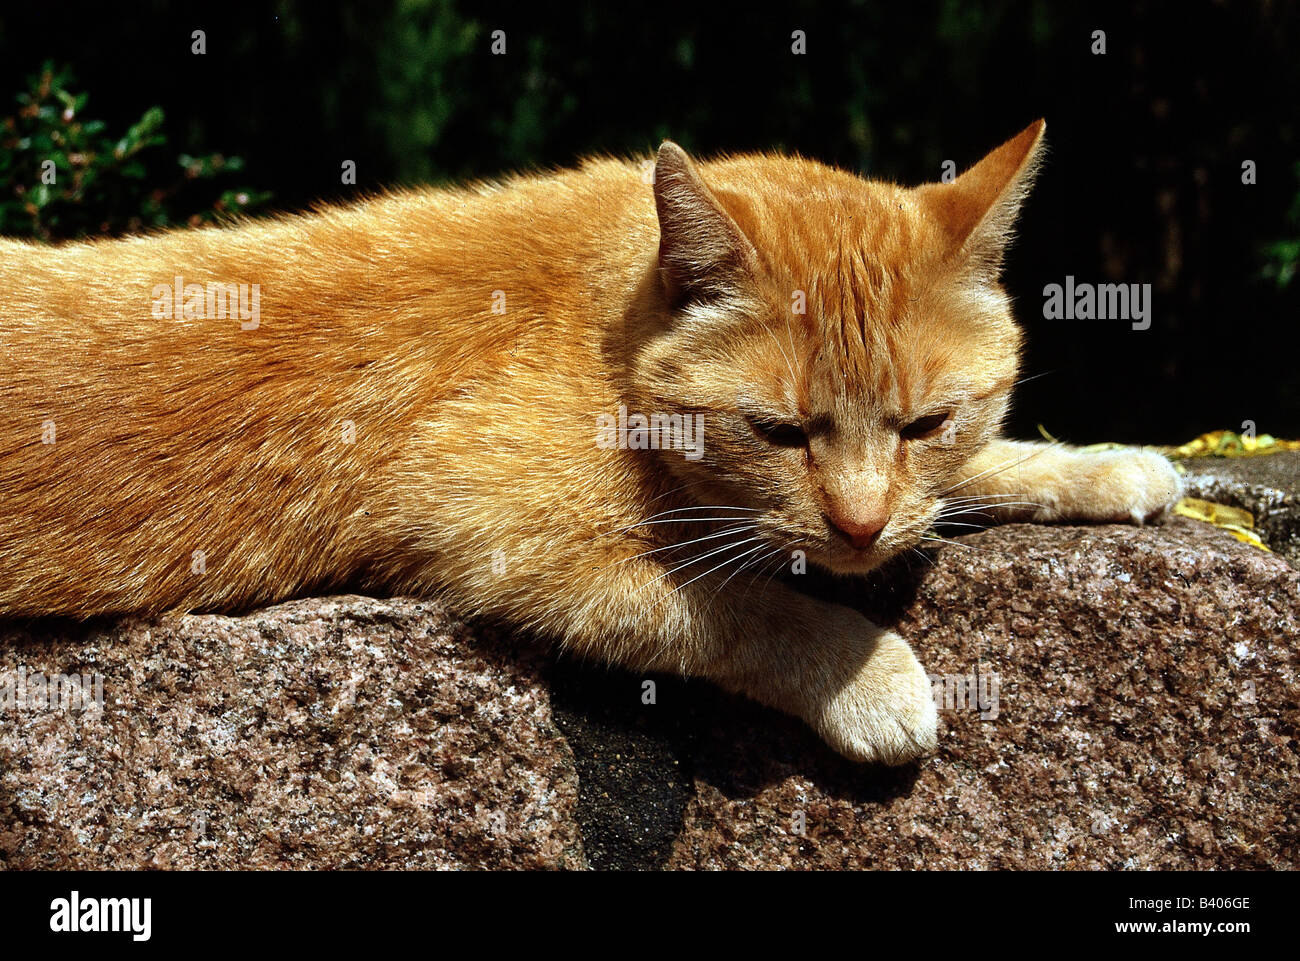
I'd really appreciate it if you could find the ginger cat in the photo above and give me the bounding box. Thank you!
[0,118,1180,763]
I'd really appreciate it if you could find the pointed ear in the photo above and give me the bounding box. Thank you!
[653,141,759,306]
[917,119,1046,279]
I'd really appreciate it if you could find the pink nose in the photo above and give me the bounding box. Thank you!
[827,509,890,550]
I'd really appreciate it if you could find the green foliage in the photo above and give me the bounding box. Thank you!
[373,0,481,184]
[1261,162,1300,288]
[0,62,269,241]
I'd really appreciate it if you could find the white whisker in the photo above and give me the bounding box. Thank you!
[639,536,766,591]
[920,535,1006,554]
[616,523,756,564]
[654,542,771,607]
[937,501,1049,517]
[940,441,1064,497]
[712,544,784,598]
[615,515,766,534]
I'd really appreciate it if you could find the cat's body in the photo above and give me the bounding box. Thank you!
[0,120,1181,762]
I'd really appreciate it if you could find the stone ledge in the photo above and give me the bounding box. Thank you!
[1180,450,1300,565]
[0,597,583,869]
[2,515,1296,869]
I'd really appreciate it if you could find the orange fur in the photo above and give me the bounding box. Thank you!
[0,120,1181,761]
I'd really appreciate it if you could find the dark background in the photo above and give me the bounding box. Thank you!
[1,0,1296,443]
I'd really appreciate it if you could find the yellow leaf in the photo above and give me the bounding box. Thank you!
[1221,525,1272,552]
[1160,429,1300,459]
[1172,497,1254,529]
[1171,498,1271,552]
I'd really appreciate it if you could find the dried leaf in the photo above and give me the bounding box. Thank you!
[1160,430,1300,459]
[1172,497,1272,552]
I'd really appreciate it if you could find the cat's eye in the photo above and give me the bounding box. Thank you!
[748,417,808,448]
[900,411,952,441]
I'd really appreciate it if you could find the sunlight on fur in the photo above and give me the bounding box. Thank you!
[0,119,1183,762]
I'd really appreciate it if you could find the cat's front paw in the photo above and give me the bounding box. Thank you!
[809,630,938,765]
[1066,448,1183,524]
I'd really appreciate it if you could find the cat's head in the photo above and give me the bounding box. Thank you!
[628,120,1045,575]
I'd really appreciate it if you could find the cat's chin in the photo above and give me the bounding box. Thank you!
[813,548,896,577]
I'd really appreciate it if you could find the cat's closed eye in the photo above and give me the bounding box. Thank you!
[748,416,808,448]
[900,411,952,440]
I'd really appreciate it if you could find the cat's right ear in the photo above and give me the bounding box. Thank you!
[653,141,759,307]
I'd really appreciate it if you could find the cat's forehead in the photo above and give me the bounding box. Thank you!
[702,156,1017,410]
[808,329,972,414]
[711,160,947,316]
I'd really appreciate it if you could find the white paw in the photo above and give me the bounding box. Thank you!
[811,631,939,765]
[1072,448,1183,524]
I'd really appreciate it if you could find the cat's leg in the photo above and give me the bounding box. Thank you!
[945,438,1182,524]
[665,582,938,764]
[518,550,938,765]
[714,598,939,764]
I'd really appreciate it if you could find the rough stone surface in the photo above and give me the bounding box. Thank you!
[0,597,584,869]
[2,467,1298,870]
[1181,450,1300,565]
[665,518,1298,869]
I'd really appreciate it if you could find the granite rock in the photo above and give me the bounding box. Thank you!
[2,494,1297,870]
[0,597,584,869]
[663,518,1299,869]
[1180,450,1300,565]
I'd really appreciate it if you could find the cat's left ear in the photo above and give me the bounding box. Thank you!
[917,119,1046,280]
[652,141,760,307]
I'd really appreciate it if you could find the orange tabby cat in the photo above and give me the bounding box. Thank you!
[0,118,1180,762]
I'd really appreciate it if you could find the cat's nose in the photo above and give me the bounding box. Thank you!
[826,509,890,550]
